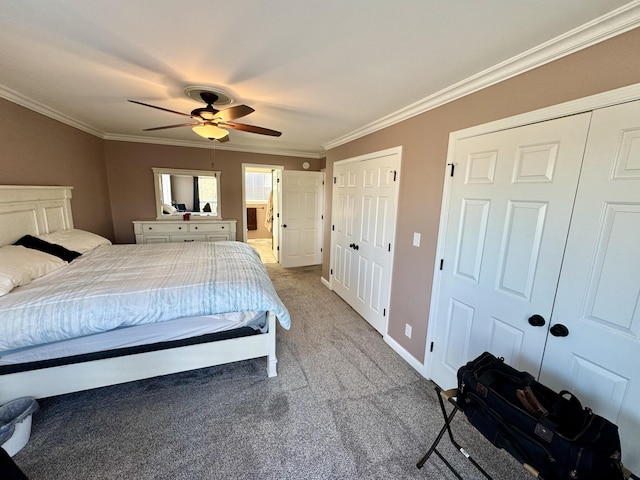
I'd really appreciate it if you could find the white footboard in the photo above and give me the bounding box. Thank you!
[0,312,278,403]
[266,311,278,377]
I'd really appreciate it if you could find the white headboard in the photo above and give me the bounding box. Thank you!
[0,186,74,247]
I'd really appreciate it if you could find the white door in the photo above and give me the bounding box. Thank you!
[332,160,359,306]
[429,113,592,389]
[271,169,281,262]
[539,100,640,473]
[331,148,401,335]
[280,171,323,268]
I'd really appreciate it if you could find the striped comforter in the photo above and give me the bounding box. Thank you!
[0,241,290,352]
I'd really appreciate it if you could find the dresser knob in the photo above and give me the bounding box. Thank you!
[194,226,198,230]
[221,226,225,229]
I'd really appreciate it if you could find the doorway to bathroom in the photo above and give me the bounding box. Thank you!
[242,164,283,264]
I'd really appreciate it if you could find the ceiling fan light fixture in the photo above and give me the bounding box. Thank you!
[199,110,217,120]
[192,123,228,140]
[131,90,280,139]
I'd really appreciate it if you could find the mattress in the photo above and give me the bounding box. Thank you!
[0,241,290,353]
[0,311,266,366]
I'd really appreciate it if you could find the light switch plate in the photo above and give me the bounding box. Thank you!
[413,232,421,247]
[405,323,412,338]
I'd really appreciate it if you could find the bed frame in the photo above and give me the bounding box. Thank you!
[0,186,277,403]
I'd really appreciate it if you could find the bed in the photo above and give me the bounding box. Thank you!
[0,185,290,404]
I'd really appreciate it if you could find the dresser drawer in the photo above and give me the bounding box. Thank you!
[190,223,230,233]
[142,235,170,244]
[205,233,231,242]
[141,223,189,234]
[169,235,201,243]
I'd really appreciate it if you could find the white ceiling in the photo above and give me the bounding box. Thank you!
[0,1,637,158]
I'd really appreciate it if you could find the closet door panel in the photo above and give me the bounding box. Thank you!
[429,113,592,389]
[331,164,361,303]
[496,200,547,300]
[351,159,399,334]
[540,100,640,474]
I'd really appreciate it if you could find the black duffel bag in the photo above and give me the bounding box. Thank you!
[457,352,625,480]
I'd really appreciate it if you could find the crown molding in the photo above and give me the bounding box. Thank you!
[103,133,324,159]
[0,84,103,138]
[323,1,640,151]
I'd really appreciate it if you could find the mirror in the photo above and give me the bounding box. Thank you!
[152,167,222,220]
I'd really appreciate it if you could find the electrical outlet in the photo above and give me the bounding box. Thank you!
[413,232,421,247]
[405,323,412,339]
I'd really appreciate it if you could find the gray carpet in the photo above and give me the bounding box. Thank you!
[13,264,525,479]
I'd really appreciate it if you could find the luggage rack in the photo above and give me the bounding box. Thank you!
[417,386,639,480]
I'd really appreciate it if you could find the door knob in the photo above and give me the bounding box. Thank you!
[528,314,546,327]
[549,324,569,337]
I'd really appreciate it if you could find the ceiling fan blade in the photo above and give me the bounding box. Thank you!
[129,100,193,118]
[143,122,201,131]
[217,134,230,143]
[216,105,255,122]
[223,121,281,137]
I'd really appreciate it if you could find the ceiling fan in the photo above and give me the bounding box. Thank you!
[129,90,282,142]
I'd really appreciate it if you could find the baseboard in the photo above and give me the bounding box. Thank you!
[320,276,331,289]
[383,334,426,377]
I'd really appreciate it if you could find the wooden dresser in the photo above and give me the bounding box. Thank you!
[133,219,237,244]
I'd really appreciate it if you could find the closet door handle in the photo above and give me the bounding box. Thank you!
[549,324,569,337]
[349,243,355,249]
[354,244,359,250]
[528,314,546,327]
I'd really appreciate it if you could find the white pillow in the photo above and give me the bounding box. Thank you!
[38,229,112,254]
[0,245,66,296]
[162,203,178,214]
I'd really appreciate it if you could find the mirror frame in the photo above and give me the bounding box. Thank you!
[152,167,222,220]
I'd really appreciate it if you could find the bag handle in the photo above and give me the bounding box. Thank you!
[552,390,583,415]
[478,368,535,390]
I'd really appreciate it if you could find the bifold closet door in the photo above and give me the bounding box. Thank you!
[429,113,592,389]
[539,100,640,474]
[331,150,400,335]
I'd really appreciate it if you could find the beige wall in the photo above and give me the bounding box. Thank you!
[0,98,113,239]
[324,28,640,365]
[103,141,323,244]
